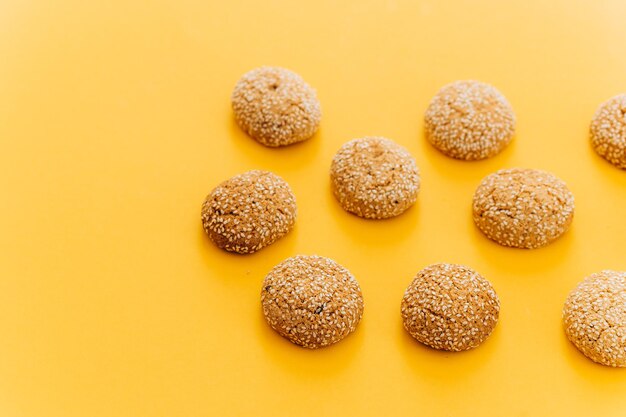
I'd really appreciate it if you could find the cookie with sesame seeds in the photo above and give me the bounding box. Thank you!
[401,263,500,351]
[261,255,364,349]
[201,170,296,254]
[231,66,321,147]
[590,94,626,169]
[330,137,420,219]
[563,270,626,367]
[424,80,516,160]
[472,168,574,249]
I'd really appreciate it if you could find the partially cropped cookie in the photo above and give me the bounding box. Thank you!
[563,270,626,367]
[401,264,499,351]
[472,168,574,249]
[261,255,364,349]
[231,66,321,147]
[330,137,420,219]
[201,170,296,254]
[425,80,516,160]
[590,94,626,169]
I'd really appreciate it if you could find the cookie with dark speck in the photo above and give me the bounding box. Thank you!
[330,136,420,219]
[261,255,364,349]
[401,263,500,351]
[201,170,296,254]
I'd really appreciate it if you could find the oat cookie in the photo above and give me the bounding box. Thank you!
[401,263,500,351]
[261,255,364,349]
[330,137,420,219]
[201,170,296,254]
[472,168,574,249]
[563,270,626,367]
[590,94,626,169]
[231,66,321,147]
[425,80,515,160]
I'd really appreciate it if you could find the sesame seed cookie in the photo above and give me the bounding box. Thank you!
[201,170,296,254]
[330,137,420,219]
[590,94,626,169]
[472,168,574,249]
[261,255,364,349]
[563,270,626,367]
[425,80,516,160]
[231,66,321,147]
[401,263,500,351]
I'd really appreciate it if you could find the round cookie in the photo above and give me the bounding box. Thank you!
[563,270,626,367]
[590,94,626,169]
[261,255,364,349]
[472,168,574,249]
[401,263,500,351]
[201,170,296,254]
[231,66,321,147]
[424,80,516,160]
[330,137,420,219]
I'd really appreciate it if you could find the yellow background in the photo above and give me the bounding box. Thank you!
[1,0,625,416]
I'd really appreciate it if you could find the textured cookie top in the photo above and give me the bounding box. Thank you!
[425,80,516,160]
[231,66,321,147]
[590,94,626,169]
[472,168,574,249]
[401,263,500,351]
[563,270,626,367]
[201,170,296,254]
[330,137,420,219]
[261,255,364,349]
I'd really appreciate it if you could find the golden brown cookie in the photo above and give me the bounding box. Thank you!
[231,66,321,147]
[330,137,420,219]
[563,270,626,367]
[201,170,296,254]
[472,168,574,249]
[401,263,499,351]
[424,80,516,160]
[590,94,626,169]
[261,255,364,349]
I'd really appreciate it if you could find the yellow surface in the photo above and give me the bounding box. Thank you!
[1,0,626,416]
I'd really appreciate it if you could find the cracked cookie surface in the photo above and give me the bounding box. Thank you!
[261,255,364,349]
[401,263,500,351]
[201,170,296,254]
[330,136,420,219]
[472,168,574,249]
[563,270,626,367]
[231,66,321,147]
